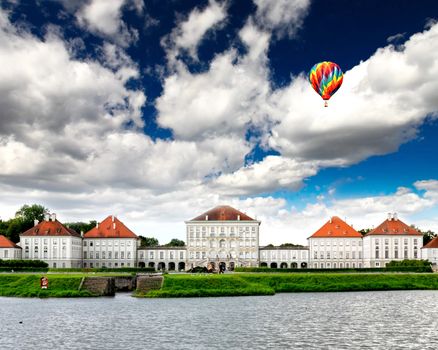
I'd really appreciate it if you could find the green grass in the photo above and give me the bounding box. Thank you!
[141,273,438,298]
[0,272,132,297]
[0,274,93,297]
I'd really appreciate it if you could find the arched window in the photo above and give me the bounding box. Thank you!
[219,240,226,248]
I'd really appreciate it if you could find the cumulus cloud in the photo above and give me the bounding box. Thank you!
[60,0,142,47]
[267,23,438,168]
[253,0,311,38]
[212,156,318,196]
[157,20,271,142]
[163,0,227,63]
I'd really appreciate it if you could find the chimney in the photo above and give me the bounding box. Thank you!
[51,213,56,222]
[96,222,99,229]
[34,219,39,226]
[113,222,116,229]
[237,215,240,221]
[44,213,50,221]
[112,215,115,222]
[387,213,392,220]
[393,213,398,221]
[81,230,84,237]
[330,217,332,224]
[205,215,208,221]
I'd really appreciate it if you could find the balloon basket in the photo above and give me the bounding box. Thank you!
[324,101,328,107]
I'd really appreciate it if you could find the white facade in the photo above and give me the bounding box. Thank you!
[422,247,438,266]
[186,218,260,270]
[20,235,82,268]
[363,235,422,267]
[259,247,308,268]
[83,238,138,268]
[0,247,22,260]
[309,237,363,269]
[137,247,186,271]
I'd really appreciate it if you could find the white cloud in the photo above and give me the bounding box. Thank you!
[157,21,271,141]
[267,23,438,168]
[253,0,311,38]
[212,156,318,195]
[73,0,141,47]
[163,0,227,62]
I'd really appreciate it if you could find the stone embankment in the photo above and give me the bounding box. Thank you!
[80,277,115,296]
[135,275,164,294]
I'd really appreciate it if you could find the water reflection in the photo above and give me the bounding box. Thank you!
[1,291,438,350]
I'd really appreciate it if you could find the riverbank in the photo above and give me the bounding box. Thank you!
[0,273,133,297]
[140,272,438,298]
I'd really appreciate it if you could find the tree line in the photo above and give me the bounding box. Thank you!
[0,204,185,246]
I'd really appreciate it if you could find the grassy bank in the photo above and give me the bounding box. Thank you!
[143,273,438,298]
[0,274,94,297]
[0,272,131,297]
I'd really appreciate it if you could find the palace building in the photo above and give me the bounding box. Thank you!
[308,216,363,269]
[0,235,22,260]
[363,213,423,267]
[83,215,139,268]
[19,214,82,268]
[422,236,438,267]
[14,208,431,270]
[185,205,260,271]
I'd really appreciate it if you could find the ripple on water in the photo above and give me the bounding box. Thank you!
[1,290,438,350]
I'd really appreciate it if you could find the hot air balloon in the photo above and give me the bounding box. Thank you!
[309,61,343,107]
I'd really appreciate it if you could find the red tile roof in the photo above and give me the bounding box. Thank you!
[422,236,438,249]
[84,216,138,239]
[21,220,80,237]
[190,205,256,221]
[365,217,422,236]
[0,235,21,248]
[309,216,362,238]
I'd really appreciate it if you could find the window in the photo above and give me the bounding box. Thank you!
[326,252,330,259]
[4,250,8,258]
[90,252,94,259]
[96,252,99,259]
[127,252,131,259]
[375,247,379,259]
[414,248,418,259]
[160,251,164,259]
[339,251,343,259]
[346,252,350,259]
[352,251,356,259]
[179,251,184,259]
[404,248,408,259]
[83,241,87,246]
[121,251,125,259]
[108,251,112,259]
[385,247,389,259]
[202,252,206,259]
[320,252,324,259]
[219,240,226,248]
[115,251,119,259]
[84,252,87,259]
[90,241,93,247]
[196,252,200,259]
[149,251,154,259]
[102,251,105,259]
[170,252,174,259]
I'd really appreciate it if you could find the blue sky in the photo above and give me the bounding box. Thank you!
[1,0,438,244]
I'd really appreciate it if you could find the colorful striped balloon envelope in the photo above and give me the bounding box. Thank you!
[309,61,343,107]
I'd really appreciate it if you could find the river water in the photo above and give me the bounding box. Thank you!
[1,291,438,350]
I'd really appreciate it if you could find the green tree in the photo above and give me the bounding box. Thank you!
[139,236,159,247]
[279,243,305,248]
[358,228,372,236]
[64,221,97,235]
[165,238,185,247]
[421,230,437,246]
[5,218,26,243]
[15,204,49,227]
